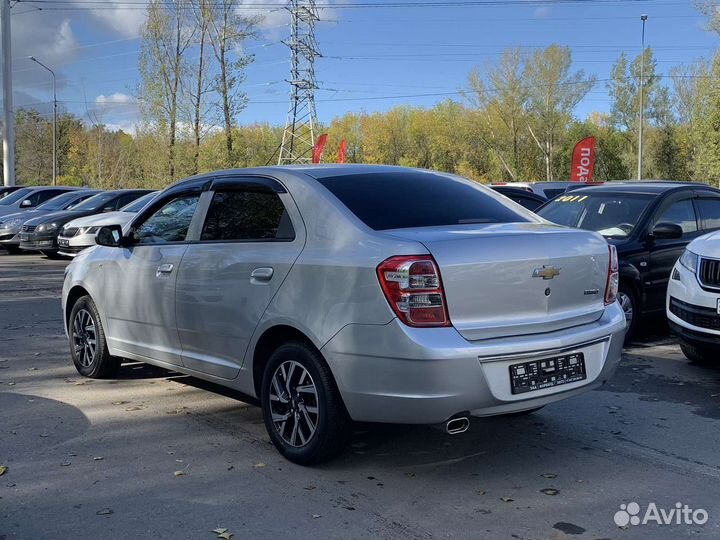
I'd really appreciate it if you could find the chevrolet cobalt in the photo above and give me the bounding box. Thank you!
[62,166,625,464]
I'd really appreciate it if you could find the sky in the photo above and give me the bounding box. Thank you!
[4,0,720,134]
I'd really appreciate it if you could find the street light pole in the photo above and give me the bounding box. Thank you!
[29,56,57,186]
[638,14,648,181]
[1,0,15,187]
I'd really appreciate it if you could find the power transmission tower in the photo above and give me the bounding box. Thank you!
[278,0,320,165]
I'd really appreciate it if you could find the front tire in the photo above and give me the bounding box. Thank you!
[261,342,351,465]
[680,343,716,365]
[68,296,120,378]
[41,250,65,260]
[618,285,638,344]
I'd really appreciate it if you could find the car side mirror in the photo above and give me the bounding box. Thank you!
[20,199,33,208]
[650,222,683,240]
[96,225,125,247]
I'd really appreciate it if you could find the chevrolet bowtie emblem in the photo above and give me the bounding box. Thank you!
[532,266,562,280]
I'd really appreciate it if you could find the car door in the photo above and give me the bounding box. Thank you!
[101,190,203,366]
[646,193,703,312]
[694,192,720,233]
[175,177,305,379]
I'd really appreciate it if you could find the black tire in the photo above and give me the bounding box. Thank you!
[261,342,351,465]
[618,285,638,344]
[3,245,21,254]
[41,250,65,260]
[680,343,715,365]
[68,295,120,378]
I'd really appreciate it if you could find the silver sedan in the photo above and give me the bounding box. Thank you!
[62,165,626,464]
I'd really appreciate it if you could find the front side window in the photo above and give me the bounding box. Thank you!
[134,194,200,244]
[201,190,294,241]
[654,199,697,234]
[696,198,720,231]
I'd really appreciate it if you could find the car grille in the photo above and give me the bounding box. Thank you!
[62,227,79,237]
[22,225,36,233]
[669,297,720,331]
[698,257,720,289]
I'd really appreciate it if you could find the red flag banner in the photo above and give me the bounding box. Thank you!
[337,139,348,164]
[312,133,329,164]
[570,136,596,182]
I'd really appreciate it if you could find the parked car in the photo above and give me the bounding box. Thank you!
[19,189,154,258]
[57,191,158,257]
[62,166,625,464]
[492,181,603,199]
[0,186,24,200]
[667,232,720,363]
[0,190,100,253]
[0,186,80,219]
[490,186,547,211]
[537,181,720,340]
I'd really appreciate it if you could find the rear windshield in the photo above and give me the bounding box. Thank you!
[315,171,531,230]
[538,192,653,239]
[0,188,33,206]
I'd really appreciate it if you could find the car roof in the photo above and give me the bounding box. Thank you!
[169,164,446,190]
[559,181,711,195]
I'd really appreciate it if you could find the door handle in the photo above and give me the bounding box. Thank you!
[156,263,174,277]
[251,267,274,283]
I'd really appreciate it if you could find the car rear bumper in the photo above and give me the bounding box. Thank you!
[321,302,626,424]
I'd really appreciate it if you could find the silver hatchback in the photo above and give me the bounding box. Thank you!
[62,166,626,464]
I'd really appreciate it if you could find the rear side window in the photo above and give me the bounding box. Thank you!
[315,172,530,230]
[201,190,294,241]
[696,198,720,231]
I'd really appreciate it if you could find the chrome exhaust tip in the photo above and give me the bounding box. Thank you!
[446,416,470,435]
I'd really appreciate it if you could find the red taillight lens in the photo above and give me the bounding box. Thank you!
[377,255,451,327]
[605,244,619,305]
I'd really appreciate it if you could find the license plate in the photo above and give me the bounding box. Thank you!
[19,233,30,241]
[509,353,586,395]
[58,239,69,247]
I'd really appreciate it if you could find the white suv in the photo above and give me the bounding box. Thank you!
[667,231,720,363]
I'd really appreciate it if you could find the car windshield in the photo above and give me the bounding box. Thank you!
[538,192,653,239]
[71,191,121,212]
[316,171,531,230]
[121,191,157,212]
[0,188,33,206]
[36,192,85,211]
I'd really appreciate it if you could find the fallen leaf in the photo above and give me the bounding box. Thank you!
[253,463,266,468]
[61,462,71,467]
[112,401,129,406]
[212,528,228,535]
[227,465,234,471]
[96,508,113,516]
[218,533,232,540]
[125,406,143,411]
[500,497,514,503]
[27,367,37,371]
[404,472,415,478]
[476,490,487,495]
[174,470,185,477]
[540,473,557,479]
[93,456,104,461]
[312,514,321,519]
[39,433,49,438]
[541,488,560,496]
[0,466,7,476]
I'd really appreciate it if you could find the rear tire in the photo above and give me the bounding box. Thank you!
[680,343,716,365]
[618,285,638,344]
[261,342,351,465]
[68,296,120,378]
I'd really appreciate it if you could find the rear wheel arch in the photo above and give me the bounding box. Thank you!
[252,325,322,398]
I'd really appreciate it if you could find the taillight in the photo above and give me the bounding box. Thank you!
[605,244,619,305]
[376,255,451,327]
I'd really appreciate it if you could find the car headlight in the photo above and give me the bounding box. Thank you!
[679,249,699,273]
[37,223,58,233]
[79,226,99,235]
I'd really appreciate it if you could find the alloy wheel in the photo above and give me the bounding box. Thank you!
[72,308,97,368]
[269,360,319,447]
[618,291,634,328]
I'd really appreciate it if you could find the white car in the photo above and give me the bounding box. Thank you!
[57,191,157,257]
[667,231,720,363]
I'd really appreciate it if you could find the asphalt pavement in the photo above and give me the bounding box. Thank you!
[1,252,719,540]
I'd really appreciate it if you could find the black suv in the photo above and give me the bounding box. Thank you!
[537,182,720,340]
